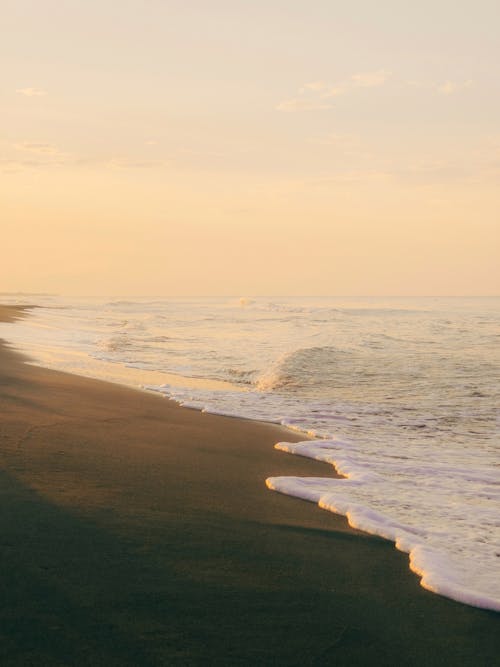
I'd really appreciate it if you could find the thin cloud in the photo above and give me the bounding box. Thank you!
[437,80,472,95]
[2,153,170,173]
[350,70,391,87]
[106,157,168,169]
[14,142,61,155]
[4,141,70,170]
[276,98,334,112]
[299,81,344,98]
[406,79,473,95]
[298,170,391,187]
[16,87,47,97]
[317,133,361,147]
[277,70,391,112]
[300,81,329,92]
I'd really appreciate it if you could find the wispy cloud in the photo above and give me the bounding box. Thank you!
[298,81,344,98]
[1,152,171,173]
[290,170,391,188]
[350,70,391,87]
[276,70,391,112]
[436,80,473,95]
[406,79,473,95]
[14,141,62,155]
[105,157,170,169]
[16,87,47,97]
[275,98,334,112]
[5,142,70,169]
[2,140,172,172]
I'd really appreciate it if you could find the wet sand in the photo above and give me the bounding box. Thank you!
[0,304,498,665]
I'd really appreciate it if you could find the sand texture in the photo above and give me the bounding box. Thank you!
[0,305,498,666]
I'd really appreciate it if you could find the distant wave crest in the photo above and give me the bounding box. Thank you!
[97,334,130,352]
[255,346,345,392]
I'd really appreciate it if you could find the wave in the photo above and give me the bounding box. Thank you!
[341,307,429,316]
[97,334,131,352]
[224,367,256,384]
[104,300,141,307]
[255,346,349,392]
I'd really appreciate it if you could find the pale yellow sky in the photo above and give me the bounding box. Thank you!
[1,0,499,295]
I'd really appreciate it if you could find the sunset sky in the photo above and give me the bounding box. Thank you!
[2,0,499,296]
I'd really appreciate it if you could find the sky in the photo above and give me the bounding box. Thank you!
[1,0,499,296]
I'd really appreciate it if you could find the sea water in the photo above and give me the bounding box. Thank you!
[0,295,498,611]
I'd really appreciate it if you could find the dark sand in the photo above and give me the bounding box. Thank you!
[0,304,498,666]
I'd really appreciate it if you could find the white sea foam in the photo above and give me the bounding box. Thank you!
[0,295,498,611]
[267,439,500,611]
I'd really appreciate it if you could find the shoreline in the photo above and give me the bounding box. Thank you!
[0,304,498,665]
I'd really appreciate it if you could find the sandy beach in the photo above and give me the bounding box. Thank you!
[0,304,498,666]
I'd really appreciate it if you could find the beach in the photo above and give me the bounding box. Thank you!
[0,305,498,666]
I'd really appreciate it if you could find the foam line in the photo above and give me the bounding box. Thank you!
[267,440,500,612]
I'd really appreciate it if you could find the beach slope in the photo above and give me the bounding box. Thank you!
[0,305,498,666]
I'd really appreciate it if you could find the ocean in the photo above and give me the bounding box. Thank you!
[0,295,498,611]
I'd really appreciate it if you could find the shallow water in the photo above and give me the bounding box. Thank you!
[0,295,498,610]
